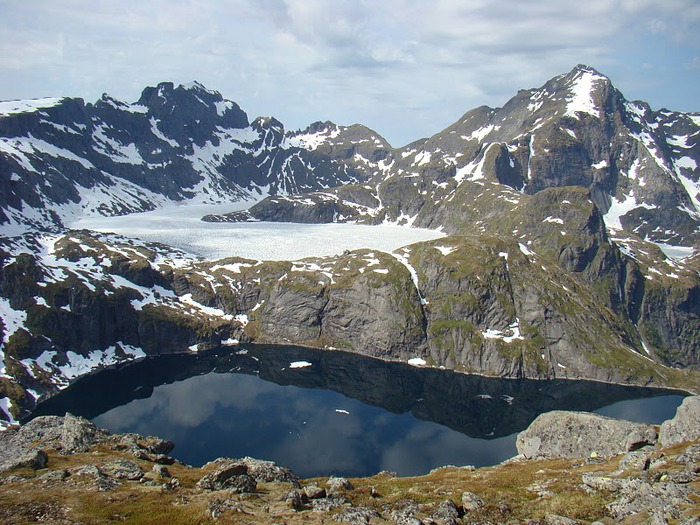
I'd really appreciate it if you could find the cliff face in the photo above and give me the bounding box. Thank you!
[1,66,700,426]
[1,224,698,425]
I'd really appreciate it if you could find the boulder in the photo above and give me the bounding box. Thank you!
[544,514,579,525]
[618,450,651,471]
[196,461,256,492]
[0,449,48,473]
[659,396,700,447]
[432,499,461,524]
[114,433,174,455]
[461,491,484,512]
[333,506,381,523]
[60,413,109,453]
[516,410,657,459]
[101,459,144,480]
[327,476,354,493]
[285,488,304,510]
[152,464,171,478]
[303,482,326,500]
[239,456,299,486]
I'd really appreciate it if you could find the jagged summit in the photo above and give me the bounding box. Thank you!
[1,68,698,245]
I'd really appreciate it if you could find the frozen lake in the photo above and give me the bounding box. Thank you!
[71,203,445,261]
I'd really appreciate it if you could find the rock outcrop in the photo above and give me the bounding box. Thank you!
[516,410,658,459]
[660,395,700,446]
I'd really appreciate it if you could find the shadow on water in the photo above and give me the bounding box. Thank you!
[29,344,686,477]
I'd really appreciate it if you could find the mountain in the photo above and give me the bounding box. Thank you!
[1,65,699,426]
[238,65,700,247]
[0,81,391,232]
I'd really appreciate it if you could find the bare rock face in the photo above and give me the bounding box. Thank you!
[101,459,144,481]
[61,413,108,453]
[195,461,256,493]
[516,410,657,459]
[0,413,108,473]
[660,396,700,447]
[238,456,299,486]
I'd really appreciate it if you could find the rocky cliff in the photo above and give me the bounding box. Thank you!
[1,65,700,426]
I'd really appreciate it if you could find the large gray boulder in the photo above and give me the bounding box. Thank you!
[659,396,700,447]
[0,414,111,474]
[516,410,657,459]
[61,413,108,453]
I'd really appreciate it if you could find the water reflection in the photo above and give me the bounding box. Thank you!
[30,344,685,478]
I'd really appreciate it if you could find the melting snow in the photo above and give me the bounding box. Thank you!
[149,118,179,148]
[414,151,431,166]
[434,245,455,256]
[284,127,341,150]
[565,70,604,119]
[392,249,427,305]
[289,361,312,369]
[482,321,524,343]
[462,125,498,142]
[518,243,534,257]
[543,216,564,225]
[603,191,657,231]
[408,357,426,366]
[0,97,64,116]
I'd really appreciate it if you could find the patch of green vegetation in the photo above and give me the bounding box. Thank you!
[0,375,29,419]
[3,328,35,361]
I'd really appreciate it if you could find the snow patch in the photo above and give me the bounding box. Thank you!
[603,191,657,231]
[543,216,564,225]
[289,361,312,369]
[565,69,604,119]
[0,97,65,116]
[482,321,524,343]
[392,249,427,305]
[434,245,455,256]
[0,297,28,345]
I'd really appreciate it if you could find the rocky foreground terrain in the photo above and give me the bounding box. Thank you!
[1,396,698,524]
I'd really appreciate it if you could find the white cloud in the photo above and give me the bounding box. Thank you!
[0,0,698,146]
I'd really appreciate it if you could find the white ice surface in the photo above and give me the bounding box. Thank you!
[70,203,444,261]
[656,243,695,260]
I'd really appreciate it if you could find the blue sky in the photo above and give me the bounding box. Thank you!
[1,0,698,146]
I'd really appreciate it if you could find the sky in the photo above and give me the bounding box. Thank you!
[0,0,698,147]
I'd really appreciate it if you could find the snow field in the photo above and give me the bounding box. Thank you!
[71,204,445,261]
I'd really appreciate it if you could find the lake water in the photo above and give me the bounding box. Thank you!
[31,345,685,478]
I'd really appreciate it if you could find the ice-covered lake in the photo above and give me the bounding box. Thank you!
[71,203,445,261]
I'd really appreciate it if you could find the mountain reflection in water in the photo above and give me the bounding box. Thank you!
[30,345,685,478]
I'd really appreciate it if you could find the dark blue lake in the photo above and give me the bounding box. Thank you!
[31,345,685,478]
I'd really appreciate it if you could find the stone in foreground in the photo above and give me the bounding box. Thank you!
[516,410,657,459]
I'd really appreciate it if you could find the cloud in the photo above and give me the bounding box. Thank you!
[0,0,698,145]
